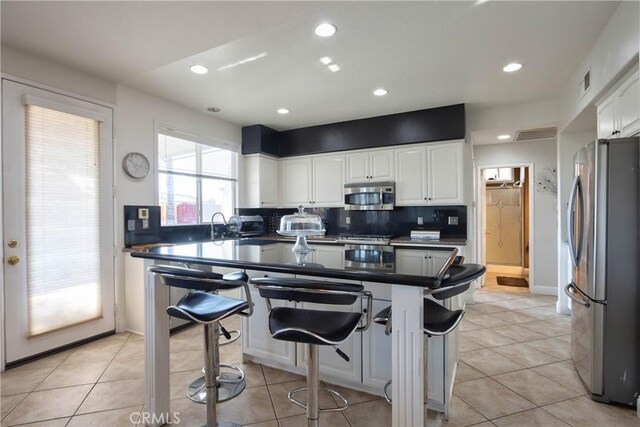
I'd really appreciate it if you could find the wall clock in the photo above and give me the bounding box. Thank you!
[122,152,150,179]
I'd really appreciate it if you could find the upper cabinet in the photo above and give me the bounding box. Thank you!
[346,149,394,183]
[280,153,345,208]
[242,154,279,208]
[597,68,639,139]
[395,141,464,206]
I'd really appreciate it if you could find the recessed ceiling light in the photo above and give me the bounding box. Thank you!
[277,108,290,115]
[190,65,209,74]
[503,63,522,73]
[328,64,340,72]
[320,56,332,65]
[315,23,337,37]
[207,107,220,113]
[373,88,389,96]
[497,134,511,140]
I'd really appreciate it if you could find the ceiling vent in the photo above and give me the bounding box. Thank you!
[514,127,557,142]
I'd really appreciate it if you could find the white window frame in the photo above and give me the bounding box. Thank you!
[155,124,239,226]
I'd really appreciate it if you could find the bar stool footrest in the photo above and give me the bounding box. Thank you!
[287,385,349,413]
[187,365,246,404]
[219,329,241,346]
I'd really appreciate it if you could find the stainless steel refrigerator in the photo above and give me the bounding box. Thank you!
[565,137,639,406]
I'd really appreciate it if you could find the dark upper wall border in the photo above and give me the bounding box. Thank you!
[242,104,465,157]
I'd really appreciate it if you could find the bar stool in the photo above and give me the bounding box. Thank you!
[188,270,248,404]
[251,277,373,427]
[374,262,486,403]
[149,265,253,427]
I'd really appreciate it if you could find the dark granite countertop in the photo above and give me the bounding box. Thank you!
[130,240,458,288]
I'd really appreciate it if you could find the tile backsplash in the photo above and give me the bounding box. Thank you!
[239,205,467,238]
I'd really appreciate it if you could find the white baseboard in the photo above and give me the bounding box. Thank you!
[487,264,526,275]
[530,285,557,296]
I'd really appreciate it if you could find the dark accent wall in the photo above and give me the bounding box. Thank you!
[242,104,465,157]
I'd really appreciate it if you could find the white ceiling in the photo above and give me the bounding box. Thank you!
[1,1,619,132]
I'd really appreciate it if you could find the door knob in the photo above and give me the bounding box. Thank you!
[7,256,19,265]
[8,240,17,248]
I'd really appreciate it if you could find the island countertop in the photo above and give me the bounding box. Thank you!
[130,239,458,288]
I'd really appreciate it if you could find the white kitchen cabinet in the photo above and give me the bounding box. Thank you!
[280,154,345,208]
[426,141,464,205]
[597,67,640,139]
[311,244,345,269]
[242,154,279,208]
[312,154,345,207]
[242,270,297,367]
[280,157,313,207]
[394,141,464,206]
[346,149,394,183]
[362,299,393,390]
[395,145,428,205]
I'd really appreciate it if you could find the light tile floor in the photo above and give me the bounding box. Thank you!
[2,277,639,427]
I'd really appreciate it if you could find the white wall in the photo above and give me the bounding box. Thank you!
[114,84,241,330]
[1,45,117,105]
[559,1,640,129]
[473,139,558,295]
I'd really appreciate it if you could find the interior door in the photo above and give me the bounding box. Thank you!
[2,80,115,363]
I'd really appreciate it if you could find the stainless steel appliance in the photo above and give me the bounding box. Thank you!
[239,215,265,237]
[344,182,395,210]
[338,234,393,245]
[565,137,639,406]
[344,244,395,272]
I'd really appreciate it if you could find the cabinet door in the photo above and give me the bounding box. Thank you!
[259,156,279,207]
[280,157,312,207]
[597,96,618,139]
[346,152,370,183]
[395,146,427,206]
[295,275,362,382]
[362,299,392,390]
[395,249,427,276]
[617,69,640,137]
[313,154,345,207]
[369,149,395,182]
[311,244,345,269]
[242,271,296,366]
[427,142,464,205]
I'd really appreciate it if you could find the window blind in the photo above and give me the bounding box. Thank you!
[25,105,103,337]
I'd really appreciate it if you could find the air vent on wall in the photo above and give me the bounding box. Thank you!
[514,127,557,142]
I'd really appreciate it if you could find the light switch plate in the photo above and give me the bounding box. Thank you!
[417,216,423,225]
[127,219,136,231]
[448,216,459,225]
[346,217,351,225]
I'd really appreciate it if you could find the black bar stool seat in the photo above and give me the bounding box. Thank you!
[270,307,363,345]
[168,291,249,323]
[373,299,464,336]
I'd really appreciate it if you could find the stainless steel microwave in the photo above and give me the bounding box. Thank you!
[344,182,395,211]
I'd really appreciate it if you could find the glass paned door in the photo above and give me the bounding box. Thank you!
[2,80,115,363]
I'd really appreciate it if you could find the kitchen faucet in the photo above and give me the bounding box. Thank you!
[210,212,227,239]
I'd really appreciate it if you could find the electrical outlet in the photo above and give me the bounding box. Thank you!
[417,216,423,225]
[448,216,459,225]
[346,217,351,225]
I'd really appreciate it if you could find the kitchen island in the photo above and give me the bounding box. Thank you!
[131,239,460,427]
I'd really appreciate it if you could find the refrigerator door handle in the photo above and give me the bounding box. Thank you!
[567,176,580,266]
[565,283,590,307]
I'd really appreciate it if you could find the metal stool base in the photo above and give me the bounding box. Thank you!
[188,365,245,404]
[288,385,349,413]
[219,329,241,346]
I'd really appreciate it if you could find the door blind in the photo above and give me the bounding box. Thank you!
[25,104,103,337]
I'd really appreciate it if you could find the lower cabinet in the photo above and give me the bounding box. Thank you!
[242,267,461,415]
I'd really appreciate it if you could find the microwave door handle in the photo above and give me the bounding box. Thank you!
[567,176,579,267]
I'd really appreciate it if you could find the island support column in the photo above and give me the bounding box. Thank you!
[143,259,171,427]
[391,284,425,427]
